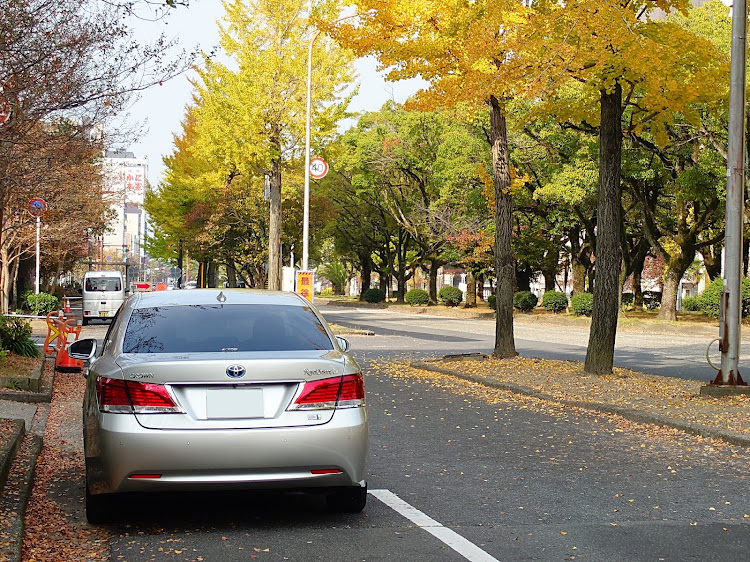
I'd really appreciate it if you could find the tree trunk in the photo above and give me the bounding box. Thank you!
[359,257,372,300]
[543,270,556,293]
[428,260,439,304]
[465,269,477,308]
[396,270,407,303]
[489,96,517,359]
[659,266,681,321]
[267,152,282,291]
[571,262,586,295]
[10,256,19,312]
[1,246,11,314]
[226,264,237,288]
[477,274,485,302]
[703,244,722,281]
[516,264,532,293]
[585,83,623,375]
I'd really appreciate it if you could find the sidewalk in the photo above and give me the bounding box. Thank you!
[0,320,54,562]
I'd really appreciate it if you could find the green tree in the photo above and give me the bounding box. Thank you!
[330,0,532,357]
[524,0,726,373]
[193,0,354,290]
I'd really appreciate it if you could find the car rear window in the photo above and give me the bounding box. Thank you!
[85,277,122,291]
[122,304,334,353]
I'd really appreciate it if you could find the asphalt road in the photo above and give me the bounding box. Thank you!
[317,305,732,382]
[71,315,750,561]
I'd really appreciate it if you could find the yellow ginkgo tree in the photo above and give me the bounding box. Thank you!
[520,0,727,374]
[193,0,355,289]
[329,0,534,359]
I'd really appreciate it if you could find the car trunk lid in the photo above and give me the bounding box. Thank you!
[117,351,349,430]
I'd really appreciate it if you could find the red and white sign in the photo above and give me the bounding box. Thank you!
[0,86,10,127]
[309,157,329,179]
[0,102,10,127]
[28,198,47,217]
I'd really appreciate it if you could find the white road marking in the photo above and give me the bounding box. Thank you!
[369,489,500,562]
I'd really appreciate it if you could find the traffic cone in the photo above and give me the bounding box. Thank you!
[64,297,71,314]
[54,319,83,373]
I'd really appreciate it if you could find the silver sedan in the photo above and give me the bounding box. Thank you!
[70,289,369,523]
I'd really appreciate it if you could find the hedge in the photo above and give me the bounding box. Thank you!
[699,277,750,318]
[363,288,386,303]
[571,292,594,316]
[405,288,430,306]
[542,291,568,313]
[513,291,538,312]
[438,286,463,307]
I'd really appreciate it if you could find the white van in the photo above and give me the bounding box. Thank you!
[82,271,126,326]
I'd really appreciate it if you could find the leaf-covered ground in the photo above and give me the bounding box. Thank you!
[21,365,109,561]
[380,356,750,437]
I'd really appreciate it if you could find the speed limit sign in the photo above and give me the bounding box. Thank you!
[309,157,329,179]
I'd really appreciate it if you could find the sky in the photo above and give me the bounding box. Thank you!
[126,1,426,188]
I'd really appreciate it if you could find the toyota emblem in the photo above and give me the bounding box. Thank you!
[226,365,246,378]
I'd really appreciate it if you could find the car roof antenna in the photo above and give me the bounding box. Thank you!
[216,291,227,305]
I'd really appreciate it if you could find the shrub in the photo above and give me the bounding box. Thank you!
[438,286,463,307]
[0,316,40,358]
[621,292,634,307]
[319,287,335,297]
[363,288,386,303]
[26,292,59,315]
[681,295,702,312]
[488,294,497,310]
[571,292,594,316]
[405,288,430,306]
[699,277,750,318]
[513,291,538,312]
[542,291,568,313]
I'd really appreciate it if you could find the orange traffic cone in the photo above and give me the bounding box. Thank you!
[55,319,82,373]
[64,297,71,314]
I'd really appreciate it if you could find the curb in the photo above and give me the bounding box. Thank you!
[0,420,24,493]
[0,358,54,403]
[411,361,750,449]
[0,433,43,562]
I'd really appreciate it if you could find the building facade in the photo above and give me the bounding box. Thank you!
[97,150,148,275]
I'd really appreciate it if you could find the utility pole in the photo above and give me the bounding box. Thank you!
[715,0,747,386]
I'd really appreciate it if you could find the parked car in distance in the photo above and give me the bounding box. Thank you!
[183,281,198,289]
[81,270,126,326]
[69,289,369,523]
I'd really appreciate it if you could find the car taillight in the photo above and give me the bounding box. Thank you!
[288,374,365,411]
[96,378,183,414]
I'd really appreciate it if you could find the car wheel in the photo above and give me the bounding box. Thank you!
[326,485,367,513]
[85,487,113,524]
[81,317,89,327]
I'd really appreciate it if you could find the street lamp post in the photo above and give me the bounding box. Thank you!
[716,0,747,386]
[28,198,47,294]
[302,13,357,271]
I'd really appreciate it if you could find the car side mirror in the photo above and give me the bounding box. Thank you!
[69,338,97,361]
[335,336,350,352]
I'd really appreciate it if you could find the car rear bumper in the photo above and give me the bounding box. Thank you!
[86,407,368,495]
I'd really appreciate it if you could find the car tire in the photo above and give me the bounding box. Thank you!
[326,485,367,513]
[81,317,89,327]
[85,487,113,524]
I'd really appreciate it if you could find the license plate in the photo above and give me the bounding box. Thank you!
[99,311,108,318]
[206,388,263,419]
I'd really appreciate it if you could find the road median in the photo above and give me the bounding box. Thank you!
[406,354,750,448]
